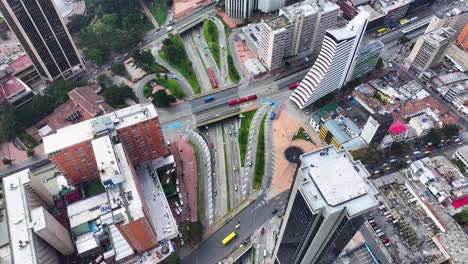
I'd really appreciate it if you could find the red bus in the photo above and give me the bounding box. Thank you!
[288,82,300,90]
[207,68,218,88]
[247,95,257,100]
[228,99,238,106]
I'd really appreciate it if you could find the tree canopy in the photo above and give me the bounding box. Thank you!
[152,90,176,107]
[102,85,137,108]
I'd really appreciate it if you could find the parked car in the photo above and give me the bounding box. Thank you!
[376,232,385,237]
[368,219,376,224]
[375,228,383,233]
[272,208,279,215]
[370,222,377,228]
[382,238,390,244]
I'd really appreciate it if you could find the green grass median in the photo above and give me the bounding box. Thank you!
[222,126,231,211]
[154,76,186,99]
[253,115,266,190]
[150,0,168,25]
[188,140,202,223]
[238,110,257,167]
[203,20,221,69]
[159,34,201,94]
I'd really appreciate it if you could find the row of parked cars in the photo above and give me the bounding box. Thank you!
[367,204,401,247]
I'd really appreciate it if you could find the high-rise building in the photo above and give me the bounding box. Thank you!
[258,15,293,70]
[425,6,468,35]
[280,2,320,56]
[348,41,384,82]
[0,0,85,81]
[406,27,456,73]
[272,145,379,264]
[360,113,393,144]
[258,0,286,13]
[225,0,256,20]
[3,169,75,264]
[43,104,168,185]
[291,11,369,109]
[257,0,339,70]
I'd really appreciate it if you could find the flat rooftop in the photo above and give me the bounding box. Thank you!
[264,15,290,31]
[423,27,456,46]
[43,104,158,154]
[299,146,379,217]
[68,134,145,228]
[136,161,178,241]
[328,11,369,42]
[2,170,37,264]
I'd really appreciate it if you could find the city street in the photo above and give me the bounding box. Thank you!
[181,31,213,92]
[222,118,242,207]
[212,16,232,86]
[181,191,289,264]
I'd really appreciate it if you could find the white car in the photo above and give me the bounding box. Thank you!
[376,232,385,238]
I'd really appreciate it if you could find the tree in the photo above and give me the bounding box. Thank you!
[86,48,104,64]
[376,57,384,70]
[97,74,113,87]
[453,208,468,226]
[110,62,127,76]
[390,142,409,156]
[152,90,176,107]
[2,158,12,165]
[27,149,35,157]
[425,129,442,145]
[441,124,459,138]
[361,144,383,166]
[67,14,87,33]
[398,36,410,44]
[102,85,137,108]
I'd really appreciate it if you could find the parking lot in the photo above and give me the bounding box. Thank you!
[364,182,447,263]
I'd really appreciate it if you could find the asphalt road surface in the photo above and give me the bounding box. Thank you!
[223,118,242,206]
[181,191,289,264]
[182,31,213,92]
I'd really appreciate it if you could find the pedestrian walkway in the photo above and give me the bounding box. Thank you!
[173,136,198,222]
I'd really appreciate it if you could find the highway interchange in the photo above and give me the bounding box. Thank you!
[81,2,464,262]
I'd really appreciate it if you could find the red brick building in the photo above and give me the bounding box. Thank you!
[44,104,168,185]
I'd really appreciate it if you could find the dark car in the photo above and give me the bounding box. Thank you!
[272,208,279,215]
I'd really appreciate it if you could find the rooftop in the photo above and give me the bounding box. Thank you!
[327,11,369,42]
[0,76,28,98]
[298,145,379,217]
[311,102,339,124]
[323,116,362,144]
[2,170,37,264]
[423,27,456,47]
[67,85,114,117]
[43,104,158,154]
[451,195,468,209]
[357,41,384,57]
[8,55,33,74]
[264,15,290,31]
[389,122,407,134]
[280,1,320,19]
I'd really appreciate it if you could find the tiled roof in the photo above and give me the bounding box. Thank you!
[389,122,407,135]
[67,85,113,117]
[8,55,33,73]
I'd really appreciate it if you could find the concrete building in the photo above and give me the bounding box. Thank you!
[360,113,393,145]
[272,145,379,264]
[310,1,340,60]
[66,132,177,263]
[437,79,468,116]
[389,121,408,142]
[377,0,412,24]
[279,1,319,56]
[319,115,368,158]
[258,15,292,70]
[291,11,369,109]
[258,0,286,13]
[0,0,85,81]
[425,5,468,35]
[456,23,468,50]
[348,41,384,82]
[2,169,74,264]
[453,145,468,169]
[43,104,168,185]
[407,27,456,73]
[225,0,255,20]
[408,114,433,138]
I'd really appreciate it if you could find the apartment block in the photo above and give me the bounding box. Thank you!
[43,104,168,185]
[0,0,85,80]
[272,145,379,264]
[407,27,456,73]
[225,0,255,20]
[258,15,293,70]
[425,6,468,35]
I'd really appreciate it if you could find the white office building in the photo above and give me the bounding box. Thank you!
[272,145,379,264]
[258,0,286,13]
[2,169,74,264]
[291,11,369,109]
[225,0,256,20]
[258,15,293,70]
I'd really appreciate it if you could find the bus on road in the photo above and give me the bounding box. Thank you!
[377,27,387,33]
[222,232,236,245]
